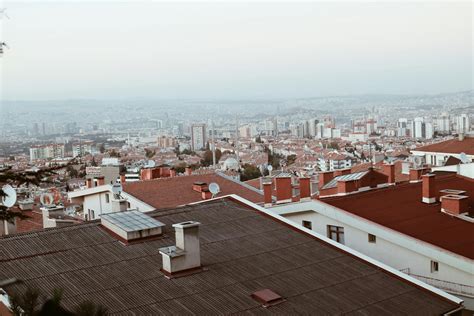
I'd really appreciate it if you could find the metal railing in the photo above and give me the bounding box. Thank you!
[399,268,474,297]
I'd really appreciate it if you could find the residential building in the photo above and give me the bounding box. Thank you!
[411,135,474,166]
[29,143,65,161]
[456,114,471,134]
[191,123,207,151]
[0,197,464,314]
[265,167,474,308]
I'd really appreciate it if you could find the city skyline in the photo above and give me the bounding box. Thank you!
[1,1,472,100]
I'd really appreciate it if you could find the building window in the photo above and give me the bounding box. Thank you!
[368,234,376,243]
[302,220,312,230]
[105,193,110,203]
[431,261,439,273]
[90,210,95,220]
[327,225,345,244]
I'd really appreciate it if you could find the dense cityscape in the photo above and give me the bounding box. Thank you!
[0,2,473,316]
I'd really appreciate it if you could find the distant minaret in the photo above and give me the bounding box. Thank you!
[211,120,216,167]
[235,117,240,168]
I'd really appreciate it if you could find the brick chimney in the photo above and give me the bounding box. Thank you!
[275,176,292,203]
[201,190,212,200]
[337,180,358,195]
[409,168,422,183]
[382,163,396,184]
[299,177,311,200]
[86,178,93,188]
[193,182,208,193]
[422,174,436,204]
[318,171,334,189]
[263,182,272,206]
[441,195,469,215]
[170,169,176,178]
[159,221,201,275]
[96,176,105,186]
[120,174,126,184]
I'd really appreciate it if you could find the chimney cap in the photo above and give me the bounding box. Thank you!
[172,221,201,229]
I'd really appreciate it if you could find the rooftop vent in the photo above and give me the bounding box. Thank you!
[159,221,201,276]
[101,211,165,241]
[441,194,469,216]
[251,289,285,307]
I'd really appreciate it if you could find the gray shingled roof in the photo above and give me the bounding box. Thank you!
[0,198,459,315]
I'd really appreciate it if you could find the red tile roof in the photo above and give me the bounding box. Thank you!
[351,161,409,183]
[323,174,474,259]
[413,137,474,155]
[123,173,263,209]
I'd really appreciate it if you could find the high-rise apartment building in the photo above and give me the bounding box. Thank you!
[191,123,207,151]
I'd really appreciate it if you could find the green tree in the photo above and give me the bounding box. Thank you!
[145,148,156,159]
[201,149,222,167]
[239,164,262,181]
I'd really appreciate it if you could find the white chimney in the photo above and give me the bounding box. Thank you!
[159,221,201,276]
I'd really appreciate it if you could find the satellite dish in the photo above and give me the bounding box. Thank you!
[40,193,54,206]
[209,183,220,197]
[267,165,273,172]
[1,185,17,208]
[459,152,469,164]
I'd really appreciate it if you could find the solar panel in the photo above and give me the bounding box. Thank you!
[101,210,165,233]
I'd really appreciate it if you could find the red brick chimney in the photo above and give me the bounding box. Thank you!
[441,195,469,215]
[275,176,292,203]
[318,171,334,189]
[201,190,212,200]
[120,174,126,184]
[86,178,93,188]
[263,182,272,206]
[170,169,176,178]
[409,168,422,182]
[97,176,105,186]
[299,177,311,200]
[337,180,358,194]
[422,174,436,204]
[382,163,396,184]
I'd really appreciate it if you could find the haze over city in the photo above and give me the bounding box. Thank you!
[1,1,472,100]
[0,1,473,315]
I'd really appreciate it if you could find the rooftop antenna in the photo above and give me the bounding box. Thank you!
[0,8,10,19]
[267,164,273,176]
[208,182,220,198]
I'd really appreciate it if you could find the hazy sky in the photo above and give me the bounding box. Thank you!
[1,1,472,100]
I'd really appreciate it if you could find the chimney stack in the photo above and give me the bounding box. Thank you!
[86,178,93,188]
[409,168,424,183]
[422,174,436,204]
[382,163,396,184]
[97,176,105,186]
[299,177,311,200]
[263,182,272,206]
[318,171,334,189]
[170,169,176,178]
[459,133,465,141]
[159,221,201,276]
[120,174,126,184]
[275,176,292,203]
[441,195,469,215]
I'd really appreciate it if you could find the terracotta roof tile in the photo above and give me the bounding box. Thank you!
[123,173,263,209]
[323,174,474,259]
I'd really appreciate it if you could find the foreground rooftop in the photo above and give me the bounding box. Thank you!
[0,197,461,314]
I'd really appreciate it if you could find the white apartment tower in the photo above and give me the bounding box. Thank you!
[191,123,207,151]
[456,114,470,134]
